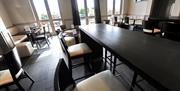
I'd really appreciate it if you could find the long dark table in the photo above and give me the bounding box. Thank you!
[79,24,180,91]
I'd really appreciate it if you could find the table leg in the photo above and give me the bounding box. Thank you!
[113,57,117,74]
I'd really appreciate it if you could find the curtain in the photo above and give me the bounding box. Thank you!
[94,0,102,23]
[71,0,81,25]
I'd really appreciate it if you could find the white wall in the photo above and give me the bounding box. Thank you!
[170,0,180,16]
[127,0,149,15]
[0,0,13,27]
[2,0,35,25]
[100,0,107,20]
[59,0,73,28]
[127,0,179,16]
[122,0,130,15]
[145,0,152,15]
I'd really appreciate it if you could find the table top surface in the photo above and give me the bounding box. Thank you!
[79,24,180,91]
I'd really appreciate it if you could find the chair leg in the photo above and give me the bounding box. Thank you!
[35,41,40,49]
[47,37,51,44]
[45,39,50,47]
[15,82,25,91]
[37,40,41,48]
[24,71,34,83]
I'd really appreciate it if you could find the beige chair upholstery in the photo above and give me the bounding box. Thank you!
[143,29,153,33]
[64,30,75,34]
[74,70,128,91]
[153,28,161,33]
[135,20,142,25]
[63,29,76,36]
[0,70,13,86]
[143,28,161,33]
[7,27,27,45]
[7,27,19,36]
[129,20,134,25]
[16,42,34,57]
[13,35,27,45]
[68,43,92,58]
[64,37,76,46]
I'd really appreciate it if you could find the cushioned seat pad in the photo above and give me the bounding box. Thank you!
[0,70,13,85]
[74,70,128,91]
[68,43,92,57]
[13,35,27,45]
[64,37,76,46]
[143,29,161,33]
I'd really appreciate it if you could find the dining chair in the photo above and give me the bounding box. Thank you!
[58,34,93,78]
[102,20,110,24]
[60,25,76,37]
[39,25,51,38]
[60,24,79,44]
[0,51,34,91]
[124,16,129,24]
[142,20,161,35]
[54,58,128,91]
[56,31,76,46]
[24,26,37,48]
[118,22,130,29]
[30,27,50,48]
[161,22,180,42]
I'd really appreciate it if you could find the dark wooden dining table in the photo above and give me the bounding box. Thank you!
[79,24,180,91]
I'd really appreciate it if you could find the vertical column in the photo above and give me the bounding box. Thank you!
[71,0,81,26]
[94,0,102,23]
[150,0,175,18]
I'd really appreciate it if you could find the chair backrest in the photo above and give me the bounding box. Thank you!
[7,27,19,36]
[42,26,47,36]
[60,25,67,31]
[54,59,75,91]
[3,48,23,80]
[124,16,129,24]
[161,22,180,33]
[114,16,117,22]
[142,20,155,30]
[58,34,72,72]
[103,20,110,24]
[161,22,180,41]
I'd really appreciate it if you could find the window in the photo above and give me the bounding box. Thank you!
[33,0,49,20]
[78,0,85,18]
[115,0,121,15]
[31,0,62,32]
[77,0,86,25]
[47,0,61,19]
[77,0,95,25]
[107,0,121,15]
[87,0,95,16]
[107,0,113,15]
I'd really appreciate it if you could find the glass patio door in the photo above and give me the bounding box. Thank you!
[77,0,95,25]
[32,0,62,32]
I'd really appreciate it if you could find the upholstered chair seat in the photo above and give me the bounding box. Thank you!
[0,70,13,86]
[68,43,92,58]
[143,28,161,33]
[73,70,128,91]
[12,35,27,45]
[64,37,76,46]
[64,30,74,34]
[63,29,76,36]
